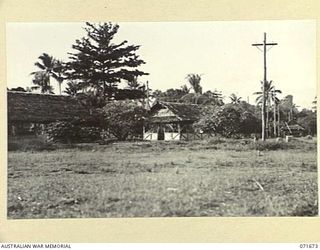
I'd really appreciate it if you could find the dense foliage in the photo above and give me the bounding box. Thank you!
[195,103,261,138]
[65,22,148,101]
[45,113,104,143]
[296,109,317,135]
[102,100,147,140]
[45,121,102,143]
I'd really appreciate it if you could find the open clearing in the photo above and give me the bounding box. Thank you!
[7,138,318,218]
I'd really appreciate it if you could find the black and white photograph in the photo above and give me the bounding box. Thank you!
[6,20,317,219]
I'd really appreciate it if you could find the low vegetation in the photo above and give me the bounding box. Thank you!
[7,137,317,218]
[45,122,101,143]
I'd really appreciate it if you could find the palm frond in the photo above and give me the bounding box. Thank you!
[255,95,262,103]
[38,53,54,68]
[34,62,46,70]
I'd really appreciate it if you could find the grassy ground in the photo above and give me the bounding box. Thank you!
[7,137,318,218]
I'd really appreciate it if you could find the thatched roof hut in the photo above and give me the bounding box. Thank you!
[8,91,90,123]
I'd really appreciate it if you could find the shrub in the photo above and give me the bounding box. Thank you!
[45,121,102,143]
[194,103,260,138]
[102,100,147,141]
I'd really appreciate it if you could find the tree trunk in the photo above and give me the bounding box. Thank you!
[277,106,281,137]
[273,100,277,137]
[59,82,61,95]
[266,103,269,139]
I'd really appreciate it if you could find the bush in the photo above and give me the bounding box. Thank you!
[194,103,260,138]
[45,121,102,143]
[102,100,147,141]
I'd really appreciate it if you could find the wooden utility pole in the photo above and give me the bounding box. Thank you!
[252,33,277,141]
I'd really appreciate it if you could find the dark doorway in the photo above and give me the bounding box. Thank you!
[158,126,164,140]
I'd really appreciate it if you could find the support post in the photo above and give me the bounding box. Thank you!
[252,33,278,141]
[142,124,145,140]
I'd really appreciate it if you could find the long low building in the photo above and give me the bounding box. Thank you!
[7,91,90,136]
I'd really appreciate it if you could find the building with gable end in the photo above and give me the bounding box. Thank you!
[143,101,206,141]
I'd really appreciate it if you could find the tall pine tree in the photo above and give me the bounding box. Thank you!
[66,22,148,102]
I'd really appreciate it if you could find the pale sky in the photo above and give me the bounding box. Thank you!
[6,20,316,109]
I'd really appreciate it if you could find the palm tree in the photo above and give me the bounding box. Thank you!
[53,59,65,95]
[31,53,64,94]
[64,80,81,96]
[229,93,242,104]
[187,74,202,94]
[181,74,203,104]
[254,80,281,138]
[270,87,282,136]
[180,84,190,94]
[31,71,54,94]
[254,80,270,138]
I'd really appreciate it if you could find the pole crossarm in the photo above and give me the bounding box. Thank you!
[252,42,278,46]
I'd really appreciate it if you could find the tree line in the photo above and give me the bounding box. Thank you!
[148,73,316,138]
[8,22,317,141]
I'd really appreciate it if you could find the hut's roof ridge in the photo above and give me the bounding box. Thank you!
[8,91,62,96]
[150,101,200,122]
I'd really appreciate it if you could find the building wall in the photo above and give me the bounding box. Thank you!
[164,132,180,140]
[143,132,158,141]
[143,132,180,141]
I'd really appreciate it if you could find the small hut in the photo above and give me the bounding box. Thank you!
[143,101,201,141]
[280,121,306,137]
[7,91,90,136]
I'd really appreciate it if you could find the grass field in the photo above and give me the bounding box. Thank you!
[7,137,318,218]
